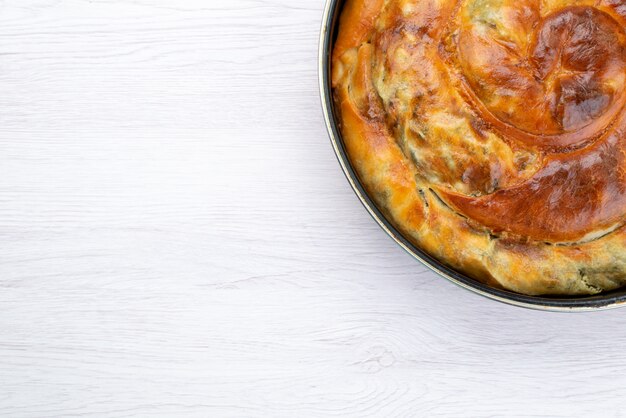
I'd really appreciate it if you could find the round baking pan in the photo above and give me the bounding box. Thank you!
[318,0,626,311]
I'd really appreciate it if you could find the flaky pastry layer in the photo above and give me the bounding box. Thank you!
[332,0,626,295]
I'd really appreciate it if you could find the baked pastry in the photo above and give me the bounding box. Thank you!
[331,0,626,295]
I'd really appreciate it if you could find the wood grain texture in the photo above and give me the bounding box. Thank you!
[1,0,626,416]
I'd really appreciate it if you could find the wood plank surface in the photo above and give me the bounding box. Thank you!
[1,1,625,416]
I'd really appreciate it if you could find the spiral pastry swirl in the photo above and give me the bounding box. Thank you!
[332,0,626,294]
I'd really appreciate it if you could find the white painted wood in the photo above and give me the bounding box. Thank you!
[1,0,625,416]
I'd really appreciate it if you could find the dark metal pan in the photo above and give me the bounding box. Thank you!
[318,0,626,311]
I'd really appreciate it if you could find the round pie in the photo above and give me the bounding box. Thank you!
[331,0,626,295]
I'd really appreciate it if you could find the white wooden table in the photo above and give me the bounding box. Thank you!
[1,1,626,416]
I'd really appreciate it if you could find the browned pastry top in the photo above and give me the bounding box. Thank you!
[332,0,626,295]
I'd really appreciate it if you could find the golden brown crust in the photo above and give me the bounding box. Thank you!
[332,0,626,295]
